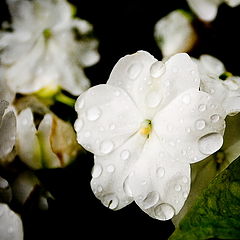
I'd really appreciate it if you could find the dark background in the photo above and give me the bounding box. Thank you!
[1,0,240,239]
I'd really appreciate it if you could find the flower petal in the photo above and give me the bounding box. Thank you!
[127,133,191,220]
[107,51,200,119]
[90,132,146,210]
[16,108,42,169]
[153,89,226,164]
[186,0,219,22]
[0,203,24,240]
[74,84,143,156]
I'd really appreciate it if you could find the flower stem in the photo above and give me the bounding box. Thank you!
[55,92,76,107]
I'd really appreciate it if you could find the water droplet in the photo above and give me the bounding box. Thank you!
[146,91,161,108]
[76,99,84,109]
[22,118,29,126]
[142,180,147,185]
[74,119,84,131]
[7,227,14,233]
[150,61,165,78]
[198,133,223,155]
[84,131,91,138]
[107,164,115,173]
[191,70,195,75]
[195,119,206,130]
[91,164,102,178]
[182,176,188,183]
[174,184,182,192]
[86,107,101,121]
[102,194,119,210]
[210,114,220,123]
[157,167,165,178]
[182,94,190,104]
[123,176,133,197]
[109,123,116,130]
[100,140,114,154]
[154,203,175,220]
[198,104,206,112]
[120,150,130,160]
[182,192,188,199]
[185,127,191,133]
[142,191,159,209]
[127,63,142,80]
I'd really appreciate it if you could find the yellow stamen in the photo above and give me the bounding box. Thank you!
[140,120,152,137]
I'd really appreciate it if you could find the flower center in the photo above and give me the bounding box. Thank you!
[43,28,52,40]
[140,119,152,137]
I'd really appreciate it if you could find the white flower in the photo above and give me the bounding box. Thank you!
[0,100,16,160]
[154,9,197,58]
[0,203,23,240]
[194,54,240,116]
[16,97,81,169]
[74,51,227,220]
[186,0,240,22]
[0,0,99,95]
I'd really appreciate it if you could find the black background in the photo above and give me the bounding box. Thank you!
[1,0,240,239]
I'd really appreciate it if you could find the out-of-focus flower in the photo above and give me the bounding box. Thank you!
[186,0,240,22]
[0,0,99,96]
[0,203,23,240]
[154,9,197,58]
[74,51,227,220]
[194,54,240,115]
[15,96,81,169]
[12,171,53,210]
[0,100,16,161]
[0,176,12,203]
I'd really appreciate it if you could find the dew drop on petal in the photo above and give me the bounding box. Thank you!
[142,191,159,209]
[97,185,103,192]
[198,133,223,155]
[127,63,142,80]
[198,104,206,112]
[120,150,130,160]
[182,176,188,184]
[114,90,120,97]
[100,140,114,154]
[107,164,115,173]
[102,194,119,210]
[210,114,220,123]
[86,107,101,121]
[182,192,188,199]
[109,123,116,130]
[146,91,161,108]
[22,118,29,126]
[123,176,133,197]
[150,61,165,78]
[195,119,206,130]
[84,131,91,138]
[154,203,175,220]
[174,184,182,192]
[76,99,84,109]
[74,119,84,132]
[157,167,165,178]
[91,164,102,178]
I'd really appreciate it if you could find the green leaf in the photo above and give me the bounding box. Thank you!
[169,157,240,240]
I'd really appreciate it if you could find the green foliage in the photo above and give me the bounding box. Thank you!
[170,157,240,240]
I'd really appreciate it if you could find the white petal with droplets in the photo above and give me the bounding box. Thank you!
[127,133,191,220]
[90,132,146,210]
[74,84,143,156]
[152,89,225,163]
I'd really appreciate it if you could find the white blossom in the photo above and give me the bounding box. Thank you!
[154,9,197,58]
[0,203,23,240]
[186,0,240,22]
[0,0,99,95]
[74,51,227,220]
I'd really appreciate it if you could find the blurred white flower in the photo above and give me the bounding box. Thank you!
[74,51,227,220]
[0,203,23,240]
[0,100,16,161]
[194,54,240,115]
[186,0,240,22]
[0,0,99,95]
[0,176,12,203]
[154,9,197,58]
[16,105,81,169]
